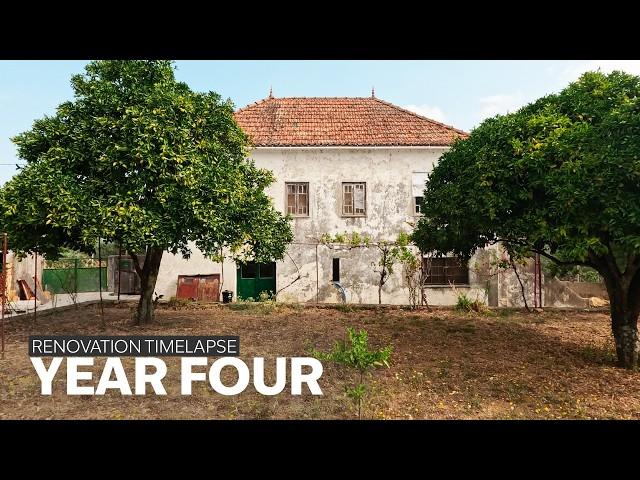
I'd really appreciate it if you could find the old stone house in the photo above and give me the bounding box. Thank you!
[148,93,495,305]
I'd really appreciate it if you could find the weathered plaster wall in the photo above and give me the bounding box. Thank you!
[154,244,237,300]
[255,147,488,305]
[152,147,491,304]
[5,253,44,301]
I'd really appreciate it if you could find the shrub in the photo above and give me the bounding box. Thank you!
[312,327,392,419]
[455,292,486,313]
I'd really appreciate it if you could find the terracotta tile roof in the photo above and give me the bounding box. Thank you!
[234,96,468,147]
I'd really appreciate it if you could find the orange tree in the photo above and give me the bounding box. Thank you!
[1,60,292,324]
[413,71,640,368]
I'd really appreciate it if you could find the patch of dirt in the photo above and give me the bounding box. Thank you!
[0,303,636,419]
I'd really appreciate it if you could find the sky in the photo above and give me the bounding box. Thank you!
[1,59,639,185]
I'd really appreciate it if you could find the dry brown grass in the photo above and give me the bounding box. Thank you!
[0,302,637,420]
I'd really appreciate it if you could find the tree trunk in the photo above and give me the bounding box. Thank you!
[132,246,164,325]
[603,274,640,369]
[378,284,382,305]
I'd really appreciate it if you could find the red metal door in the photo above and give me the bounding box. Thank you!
[198,275,220,302]
[177,274,220,301]
[177,275,199,300]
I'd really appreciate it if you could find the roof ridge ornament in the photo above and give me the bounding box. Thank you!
[269,86,273,98]
[371,86,375,98]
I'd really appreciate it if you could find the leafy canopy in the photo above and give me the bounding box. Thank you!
[1,60,293,261]
[413,70,640,268]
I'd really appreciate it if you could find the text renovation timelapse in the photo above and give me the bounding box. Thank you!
[28,335,324,397]
[29,335,239,357]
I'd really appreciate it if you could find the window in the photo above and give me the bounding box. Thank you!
[414,196,423,215]
[342,182,366,216]
[286,182,309,216]
[241,262,257,279]
[412,172,427,215]
[423,257,469,285]
[259,262,275,278]
[332,258,340,282]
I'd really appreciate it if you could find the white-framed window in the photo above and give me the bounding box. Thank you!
[286,182,309,216]
[342,182,366,216]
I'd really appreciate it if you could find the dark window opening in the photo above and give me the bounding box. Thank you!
[423,257,469,285]
[414,196,423,214]
[241,262,257,279]
[332,258,340,282]
[259,262,275,278]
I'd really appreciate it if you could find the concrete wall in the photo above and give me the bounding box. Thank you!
[544,279,608,308]
[4,252,44,301]
[154,246,237,301]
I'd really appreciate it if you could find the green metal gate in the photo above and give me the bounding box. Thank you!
[43,258,107,294]
[236,262,276,300]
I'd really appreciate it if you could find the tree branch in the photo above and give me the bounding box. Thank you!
[531,249,593,268]
[128,250,143,278]
[510,257,531,312]
[497,237,594,268]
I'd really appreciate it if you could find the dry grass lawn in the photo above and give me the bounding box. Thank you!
[0,302,637,420]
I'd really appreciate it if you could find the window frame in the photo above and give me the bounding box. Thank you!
[422,256,469,286]
[332,258,340,282]
[414,196,424,215]
[341,182,367,217]
[240,262,257,279]
[258,262,275,279]
[285,182,310,217]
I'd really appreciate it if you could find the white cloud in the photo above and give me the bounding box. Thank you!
[403,104,447,123]
[477,92,526,120]
[563,60,640,81]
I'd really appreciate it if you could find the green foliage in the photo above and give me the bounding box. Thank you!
[320,231,372,247]
[0,60,293,264]
[166,297,193,308]
[228,293,279,314]
[333,304,354,313]
[413,70,640,367]
[543,259,601,282]
[315,327,392,372]
[455,292,473,311]
[414,70,640,267]
[257,291,272,302]
[313,327,392,419]
[455,292,486,313]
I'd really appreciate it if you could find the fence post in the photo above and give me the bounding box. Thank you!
[1,233,7,359]
[98,239,104,324]
[75,258,79,294]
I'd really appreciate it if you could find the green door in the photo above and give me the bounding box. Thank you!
[236,261,276,300]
